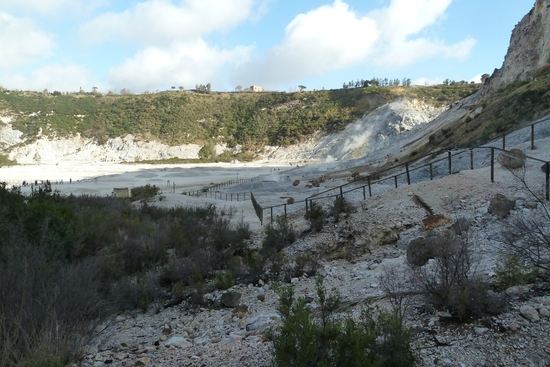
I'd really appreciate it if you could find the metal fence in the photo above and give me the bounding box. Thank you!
[252,115,550,225]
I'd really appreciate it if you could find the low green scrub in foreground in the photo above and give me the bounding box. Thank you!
[270,277,415,367]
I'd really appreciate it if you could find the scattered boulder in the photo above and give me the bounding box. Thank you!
[287,197,294,204]
[135,357,151,366]
[542,163,549,174]
[407,230,461,266]
[519,305,540,322]
[164,335,192,349]
[420,214,453,230]
[246,313,280,332]
[505,285,530,299]
[220,291,242,307]
[498,148,526,168]
[538,306,550,318]
[292,180,300,186]
[451,217,470,236]
[232,304,248,318]
[489,193,515,218]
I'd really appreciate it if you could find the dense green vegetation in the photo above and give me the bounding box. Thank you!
[423,65,550,150]
[0,84,480,152]
[271,277,414,367]
[0,182,254,366]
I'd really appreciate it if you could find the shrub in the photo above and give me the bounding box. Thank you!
[498,168,550,278]
[410,237,505,321]
[198,143,216,160]
[379,263,413,318]
[0,154,16,167]
[495,254,538,289]
[214,270,234,290]
[262,216,296,255]
[293,252,319,278]
[131,184,160,201]
[330,196,352,219]
[270,276,414,367]
[306,202,326,232]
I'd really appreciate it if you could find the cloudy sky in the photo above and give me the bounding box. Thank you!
[0,0,534,93]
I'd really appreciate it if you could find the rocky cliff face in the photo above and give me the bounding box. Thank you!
[484,0,550,93]
[0,98,442,165]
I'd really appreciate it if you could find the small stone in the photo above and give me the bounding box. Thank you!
[257,294,265,302]
[520,305,540,322]
[436,311,452,319]
[538,307,550,318]
[164,335,192,349]
[509,322,521,331]
[258,279,264,286]
[232,304,248,318]
[291,277,299,284]
[474,327,489,335]
[134,357,150,366]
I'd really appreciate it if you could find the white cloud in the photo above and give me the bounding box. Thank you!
[412,77,443,86]
[232,0,476,88]
[3,64,90,92]
[370,0,476,66]
[470,74,483,83]
[79,0,259,46]
[0,11,54,68]
[230,0,379,87]
[0,0,108,17]
[107,39,253,92]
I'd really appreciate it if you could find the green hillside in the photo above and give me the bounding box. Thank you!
[0,84,479,152]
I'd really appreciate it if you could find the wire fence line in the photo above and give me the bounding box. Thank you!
[252,115,550,225]
[183,177,261,202]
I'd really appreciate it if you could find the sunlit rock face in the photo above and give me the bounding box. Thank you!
[483,0,550,94]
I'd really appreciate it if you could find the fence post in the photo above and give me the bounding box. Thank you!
[284,204,287,219]
[470,149,474,170]
[270,207,273,223]
[362,186,366,200]
[260,208,263,226]
[405,162,411,185]
[367,176,372,197]
[545,162,549,201]
[491,148,495,182]
[394,176,398,188]
[339,186,343,198]
[502,134,506,150]
[305,199,309,216]
[429,163,433,180]
[448,150,452,175]
[531,124,535,150]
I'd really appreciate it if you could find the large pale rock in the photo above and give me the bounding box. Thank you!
[489,194,515,218]
[498,149,526,169]
[406,231,460,267]
[520,305,540,322]
[220,291,242,307]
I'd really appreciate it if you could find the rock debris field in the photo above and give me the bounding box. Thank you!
[1,135,550,366]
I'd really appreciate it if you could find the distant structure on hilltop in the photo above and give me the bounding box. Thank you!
[250,85,263,92]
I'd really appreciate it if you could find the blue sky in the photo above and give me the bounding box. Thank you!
[0,0,535,93]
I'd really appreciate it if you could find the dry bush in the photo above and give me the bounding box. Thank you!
[409,236,505,321]
[379,263,414,318]
[499,166,550,277]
